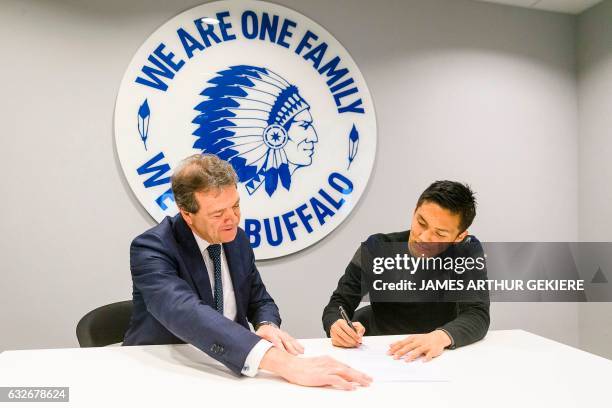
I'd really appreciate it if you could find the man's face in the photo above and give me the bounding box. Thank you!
[285,109,318,166]
[180,185,241,244]
[408,201,468,257]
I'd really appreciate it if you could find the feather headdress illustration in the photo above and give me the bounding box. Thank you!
[193,65,319,196]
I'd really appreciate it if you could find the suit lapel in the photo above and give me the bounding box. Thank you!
[223,238,246,321]
[173,215,214,306]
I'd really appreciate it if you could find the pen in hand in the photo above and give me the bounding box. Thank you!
[338,306,359,334]
[339,305,357,333]
[331,306,365,347]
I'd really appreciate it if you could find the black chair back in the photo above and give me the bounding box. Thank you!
[76,301,133,347]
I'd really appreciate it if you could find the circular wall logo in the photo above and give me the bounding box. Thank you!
[114,0,377,259]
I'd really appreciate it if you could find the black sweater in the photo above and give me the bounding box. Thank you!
[322,230,490,348]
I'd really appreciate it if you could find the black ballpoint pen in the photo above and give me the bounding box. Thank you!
[339,305,357,333]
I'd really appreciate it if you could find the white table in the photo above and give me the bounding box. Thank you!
[0,330,610,407]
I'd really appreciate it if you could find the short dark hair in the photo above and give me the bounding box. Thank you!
[416,181,476,232]
[171,154,237,213]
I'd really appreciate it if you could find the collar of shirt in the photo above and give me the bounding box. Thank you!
[192,232,221,254]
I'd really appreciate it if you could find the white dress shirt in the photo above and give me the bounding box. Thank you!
[192,232,272,377]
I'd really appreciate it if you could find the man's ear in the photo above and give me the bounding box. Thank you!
[455,230,468,243]
[179,208,193,227]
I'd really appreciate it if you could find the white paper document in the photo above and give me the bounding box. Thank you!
[323,342,450,383]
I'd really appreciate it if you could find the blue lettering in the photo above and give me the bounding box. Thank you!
[310,197,334,226]
[137,152,172,188]
[243,176,355,250]
[333,88,359,111]
[241,10,258,39]
[306,48,365,114]
[154,43,184,71]
[177,28,204,58]
[295,30,318,55]
[330,77,354,93]
[282,211,299,241]
[319,188,344,210]
[135,44,183,91]
[194,18,222,46]
[318,56,349,86]
[304,42,328,70]
[245,219,262,248]
[264,217,283,246]
[295,203,314,233]
[155,188,175,211]
[277,18,296,48]
[329,172,354,194]
[338,98,364,114]
[259,12,279,42]
[216,11,236,41]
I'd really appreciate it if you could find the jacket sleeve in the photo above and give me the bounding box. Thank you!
[440,242,490,348]
[242,234,281,328]
[130,231,261,376]
[439,301,490,348]
[322,246,366,336]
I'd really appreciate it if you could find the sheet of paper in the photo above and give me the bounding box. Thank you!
[323,342,450,383]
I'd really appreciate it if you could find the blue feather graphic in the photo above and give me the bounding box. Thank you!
[347,124,359,170]
[137,99,150,150]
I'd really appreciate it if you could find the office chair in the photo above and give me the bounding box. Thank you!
[76,300,133,347]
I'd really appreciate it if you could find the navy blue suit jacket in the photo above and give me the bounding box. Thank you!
[123,214,281,375]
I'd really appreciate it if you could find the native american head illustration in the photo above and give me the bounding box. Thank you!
[193,65,319,196]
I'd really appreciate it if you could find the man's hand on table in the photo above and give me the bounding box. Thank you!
[330,319,366,348]
[387,330,452,362]
[256,324,304,355]
[259,347,372,390]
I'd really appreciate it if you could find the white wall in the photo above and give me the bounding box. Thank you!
[577,0,612,359]
[0,0,581,352]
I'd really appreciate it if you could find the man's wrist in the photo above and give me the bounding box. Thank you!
[435,329,454,348]
[242,339,273,377]
[255,321,279,331]
[259,346,295,376]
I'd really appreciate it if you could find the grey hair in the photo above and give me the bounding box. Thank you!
[171,154,238,213]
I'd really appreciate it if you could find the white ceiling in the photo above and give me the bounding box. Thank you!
[472,0,602,14]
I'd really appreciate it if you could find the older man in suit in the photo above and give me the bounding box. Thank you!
[124,154,370,390]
